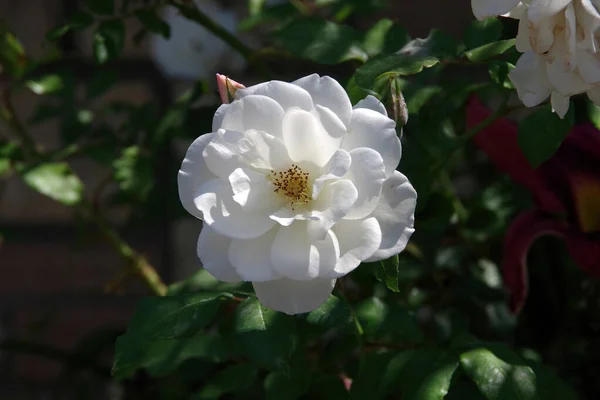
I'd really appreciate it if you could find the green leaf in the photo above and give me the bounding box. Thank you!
[355,30,460,88]
[127,292,232,339]
[265,368,311,400]
[362,19,410,57]
[488,60,515,89]
[86,68,119,98]
[464,39,515,62]
[22,162,83,206]
[460,348,536,400]
[350,350,416,399]
[275,18,367,64]
[355,297,423,345]
[302,295,353,330]
[463,18,503,50]
[193,362,259,399]
[518,104,574,168]
[0,27,27,78]
[26,74,64,95]
[85,0,114,15]
[93,20,125,64]
[168,268,250,296]
[0,140,18,176]
[588,101,600,131]
[234,297,296,369]
[113,333,229,380]
[398,348,460,400]
[113,146,153,200]
[249,0,268,16]
[46,12,95,41]
[374,255,401,292]
[135,10,170,38]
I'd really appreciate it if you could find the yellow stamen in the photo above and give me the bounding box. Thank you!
[269,164,311,210]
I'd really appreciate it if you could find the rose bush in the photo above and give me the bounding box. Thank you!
[178,74,416,314]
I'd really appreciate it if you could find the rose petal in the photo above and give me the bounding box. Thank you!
[194,179,276,239]
[329,217,382,277]
[212,95,284,136]
[270,222,340,280]
[365,171,417,262]
[253,277,336,315]
[312,149,352,198]
[344,148,386,220]
[344,108,401,178]
[228,168,285,211]
[354,95,388,116]
[237,80,313,111]
[308,179,358,240]
[197,225,242,282]
[282,107,342,167]
[292,74,353,126]
[178,133,217,219]
[509,52,553,108]
[229,228,281,281]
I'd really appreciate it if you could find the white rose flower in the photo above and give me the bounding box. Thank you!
[471,0,600,117]
[178,74,417,314]
[151,0,245,81]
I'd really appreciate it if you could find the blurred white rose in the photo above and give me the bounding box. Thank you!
[178,74,417,314]
[151,0,246,81]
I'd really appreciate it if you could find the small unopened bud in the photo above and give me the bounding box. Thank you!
[390,77,408,129]
[216,73,245,104]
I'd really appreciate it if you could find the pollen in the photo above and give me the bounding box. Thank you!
[269,164,311,209]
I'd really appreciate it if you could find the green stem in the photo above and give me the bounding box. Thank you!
[172,2,271,79]
[0,91,37,159]
[83,202,168,297]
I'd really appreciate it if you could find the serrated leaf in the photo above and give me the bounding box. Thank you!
[275,18,367,64]
[22,162,83,206]
[460,348,536,400]
[265,367,311,400]
[350,350,416,400]
[464,39,515,62]
[93,20,125,64]
[46,12,95,41]
[234,297,296,369]
[127,292,232,339]
[112,146,153,199]
[302,295,353,330]
[355,30,460,88]
[135,10,170,38]
[518,104,574,168]
[362,18,410,57]
[398,348,460,400]
[463,18,503,50]
[374,255,401,292]
[488,60,515,89]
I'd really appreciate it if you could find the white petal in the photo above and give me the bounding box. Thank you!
[528,0,571,24]
[237,80,313,111]
[315,105,347,140]
[282,107,342,167]
[228,168,284,211]
[203,129,291,179]
[576,0,600,52]
[515,15,532,52]
[588,86,600,105]
[194,179,276,239]
[509,52,552,107]
[197,225,242,282]
[292,74,353,126]
[551,91,571,118]
[576,51,600,85]
[312,149,351,198]
[471,0,521,20]
[365,171,417,262]
[354,95,388,116]
[504,2,527,18]
[529,13,561,54]
[344,148,386,220]
[178,133,217,219]
[253,277,336,315]
[329,217,382,277]
[212,95,284,137]
[270,222,340,280]
[344,108,401,178]
[308,179,358,240]
[546,43,591,96]
[229,228,280,281]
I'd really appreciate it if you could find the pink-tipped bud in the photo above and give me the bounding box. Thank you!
[216,73,245,104]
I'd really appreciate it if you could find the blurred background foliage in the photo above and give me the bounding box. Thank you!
[0,0,598,399]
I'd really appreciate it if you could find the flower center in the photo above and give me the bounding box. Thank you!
[269,164,311,209]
